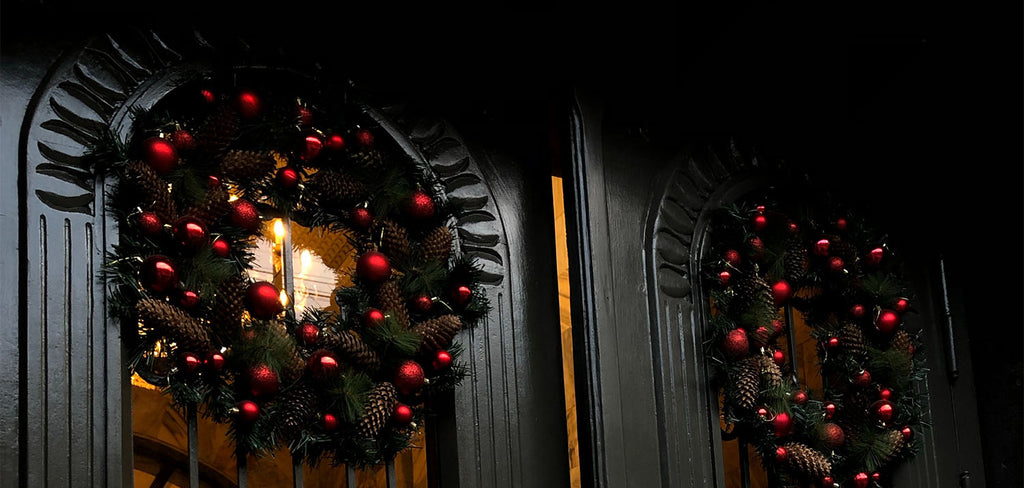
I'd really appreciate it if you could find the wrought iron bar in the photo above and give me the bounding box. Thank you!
[187,402,199,488]
[292,453,304,488]
[237,450,248,488]
[386,461,397,488]
[282,216,296,321]
[938,257,959,381]
[784,304,799,386]
[346,465,357,486]
[738,437,751,488]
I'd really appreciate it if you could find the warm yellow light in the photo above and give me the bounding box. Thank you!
[300,249,312,274]
[279,289,289,306]
[273,219,285,243]
[228,194,239,202]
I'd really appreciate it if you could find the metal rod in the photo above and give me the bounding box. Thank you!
[784,304,798,385]
[346,465,357,487]
[738,437,751,488]
[187,403,199,488]
[938,257,960,381]
[292,452,303,488]
[386,461,397,488]
[237,450,248,488]
[282,216,296,321]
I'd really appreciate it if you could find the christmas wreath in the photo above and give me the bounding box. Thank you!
[97,73,487,466]
[703,189,928,488]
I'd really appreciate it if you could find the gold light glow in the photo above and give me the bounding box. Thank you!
[228,194,239,202]
[273,219,286,243]
[279,289,289,307]
[300,249,312,275]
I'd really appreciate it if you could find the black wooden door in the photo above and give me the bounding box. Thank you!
[1,6,570,487]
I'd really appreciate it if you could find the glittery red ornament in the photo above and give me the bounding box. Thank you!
[722,328,749,359]
[140,255,178,293]
[828,256,845,272]
[452,285,472,307]
[853,472,869,488]
[770,319,785,339]
[724,249,741,266]
[208,175,221,188]
[772,349,785,365]
[322,413,338,431]
[875,309,900,335]
[871,400,895,423]
[894,298,909,314]
[355,128,374,147]
[205,351,225,372]
[853,369,872,387]
[749,237,765,261]
[793,390,808,405]
[297,322,320,346]
[773,412,792,437]
[173,217,209,248]
[235,90,261,118]
[200,89,216,104]
[308,350,340,379]
[823,422,845,448]
[230,199,261,232]
[866,246,884,266]
[181,353,202,374]
[771,280,793,307]
[237,400,260,423]
[900,426,913,440]
[394,360,425,395]
[179,290,200,310]
[170,129,195,151]
[432,350,453,371]
[356,251,391,283]
[825,402,836,418]
[718,270,732,286]
[212,239,230,258]
[775,446,788,462]
[406,190,436,220]
[142,136,179,174]
[393,404,414,424]
[350,207,373,230]
[363,308,386,328]
[411,295,433,313]
[300,134,323,160]
[136,211,163,236]
[850,303,866,319]
[245,281,283,319]
[248,364,279,397]
[326,133,345,151]
[814,238,831,256]
[276,166,300,189]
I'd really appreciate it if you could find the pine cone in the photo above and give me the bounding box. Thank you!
[782,442,831,480]
[880,429,907,465]
[733,356,761,410]
[840,322,869,358]
[732,274,776,322]
[376,280,410,328]
[411,315,461,354]
[194,104,240,159]
[128,161,177,223]
[268,320,306,383]
[210,276,248,340]
[759,354,783,388]
[890,330,914,356]
[336,330,381,372]
[304,171,367,209]
[136,298,211,354]
[275,382,319,441]
[375,219,411,268]
[418,225,453,264]
[357,382,398,438]
[349,147,385,170]
[783,239,809,282]
[220,149,277,183]
[183,185,231,228]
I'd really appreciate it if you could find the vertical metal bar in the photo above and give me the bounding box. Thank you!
[346,465,357,487]
[784,304,799,386]
[187,403,199,488]
[237,450,248,488]
[938,257,960,381]
[292,453,303,488]
[282,216,296,320]
[386,461,397,488]
[738,437,751,488]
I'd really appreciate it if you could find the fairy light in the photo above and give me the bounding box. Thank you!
[273,219,285,244]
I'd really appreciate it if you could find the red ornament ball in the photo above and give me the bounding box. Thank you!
[822,422,845,448]
[825,402,837,419]
[835,217,848,231]
[276,166,300,189]
[205,351,225,372]
[200,89,216,104]
[718,270,732,286]
[136,211,163,236]
[170,129,195,151]
[788,222,799,234]
[828,256,845,272]
[308,350,340,379]
[208,175,221,188]
[237,400,260,423]
[300,134,323,160]
[393,404,414,424]
[751,326,771,347]
[406,190,436,220]
[748,237,765,261]
[854,369,873,387]
[433,350,453,371]
[867,246,885,266]
[179,290,200,310]
[814,238,831,256]
[235,90,261,118]
[355,128,374,147]
[230,199,261,232]
[894,298,910,314]
[793,390,808,405]
[212,239,230,258]
[872,473,880,482]
[822,476,834,486]
[173,217,208,248]
[452,285,473,307]
[872,400,895,423]
[757,407,769,418]
[356,251,391,283]
[181,353,202,374]
[901,426,913,440]
[773,412,792,437]
[775,446,788,462]
[770,319,785,339]
[322,413,338,432]
[363,308,386,328]
[724,249,741,266]
[350,207,373,230]
[326,133,345,151]
[394,360,425,395]
[853,472,870,488]
[248,364,279,397]
[850,303,866,319]
[827,336,840,349]
[722,328,749,360]
[752,214,768,231]
[297,322,320,346]
[142,136,179,174]
[771,280,793,307]
[772,349,785,365]
[875,309,901,335]
[297,106,313,126]
[245,281,283,319]
[879,388,893,400]
[140,255,178,293]
[411,295,433,313]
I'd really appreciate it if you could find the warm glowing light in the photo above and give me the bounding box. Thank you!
[279,289,289,306]
[228,194,239,202]
[300,249,312,274]
[273,219,285,242]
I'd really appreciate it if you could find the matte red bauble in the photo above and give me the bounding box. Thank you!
[245,281,282,319]
[835,217,848,231]
[775,446,788,462]
[875,309,900,335]
[718,270,731,286]
[248,364,279,397]
[179,290,200,310]
[299,135,323,160]
[308,350,340,379]
[793,390,808,405]
[230,199,261,232]
[752,214,768,231]
[394,360,425,395]
[142,136,179,174]
[771,280,793,307]
[326,133,345,151]
[773,412,792,437]
[235,90,261,118]
[406,190,436,220]
[205,351,225,372]
[170,129,195,151]
[853,370,872,387]
[276,166,300,189]
[355,128,374,147]
[853,472,869,488]
[822,422,845,448]
[872,400,895,423]
[452,285,472,307]
[356,251,391,283]
[297,322,320,346]
[850,304,866,319]
[724,249,741,266]
[722,328,749,360]
[140,255,178,293]
[322,413,338,432]
[393,404,414,424]
[173,217,208,248]
[136,211,163,236]
[350,207,373,229]
[432,350,453,371]
[237,400,260,423]
[814,238,831,256]
[181,353,202,374]
[363,308,386,327]
[867,246,884,266]
[411,295,433,313]
[212,239,230,258]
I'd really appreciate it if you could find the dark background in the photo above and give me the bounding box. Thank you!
[4,1,1021,485]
